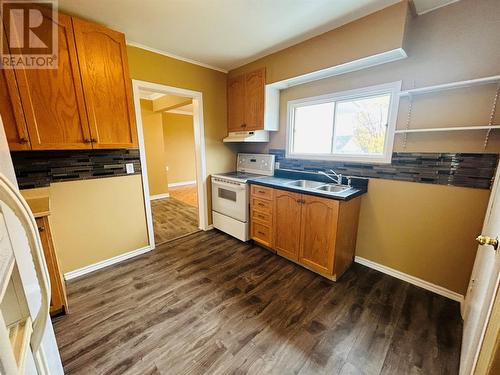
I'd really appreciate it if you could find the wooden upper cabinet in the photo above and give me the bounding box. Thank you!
[12,11,92,150]
[273,190,301,261]
[0,69,30,150]
[299,195,339,275]
[227,75,246,132]
[72,18,138,149]
[244,68,265,130]
[0,27,30,150]
[227,68,266,133]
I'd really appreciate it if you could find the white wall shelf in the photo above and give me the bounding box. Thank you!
[395,125,500,134]
[399,75,500,97]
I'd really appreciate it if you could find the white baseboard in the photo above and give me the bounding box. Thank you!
[354,256,465,303]
[64,245,153,280]
[150,193,170,200]
[168,180,196,188]
[204,224,214,231]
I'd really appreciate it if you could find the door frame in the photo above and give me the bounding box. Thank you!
[131,79,209,249]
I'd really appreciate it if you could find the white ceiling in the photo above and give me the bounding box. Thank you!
[412,0,461,15]
[166,103,193,116]
[59,0,461,72]
[138,89,165,101]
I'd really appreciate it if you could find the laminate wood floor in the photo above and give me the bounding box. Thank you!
[53,230,462,375]
[151,197,199,244]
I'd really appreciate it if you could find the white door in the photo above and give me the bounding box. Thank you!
[460,167,500,375]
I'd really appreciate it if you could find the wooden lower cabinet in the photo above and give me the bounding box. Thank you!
[274,190,301,261]
[250,185,362,281]
[36,217,68,315]
[299,195,339,275]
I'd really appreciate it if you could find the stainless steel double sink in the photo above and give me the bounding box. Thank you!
[284,179,351,194]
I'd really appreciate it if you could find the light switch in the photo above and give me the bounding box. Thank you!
[126,163,134,174]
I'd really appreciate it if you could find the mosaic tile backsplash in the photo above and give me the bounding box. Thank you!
[269,149,498,189]
[12,149,142,189]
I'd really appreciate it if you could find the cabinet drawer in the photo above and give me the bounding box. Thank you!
[251,185,273,200]
[252,221,272,246]
[251,209,272,224]
[251,197,272,213]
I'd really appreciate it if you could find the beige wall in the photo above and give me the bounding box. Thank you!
[233,0,500,294]
[229,1,409,83]
[127,45,236,221]
[49,175,149,273]
[163,113,196,184]
[356,179,489,293]
[141,99,169,196]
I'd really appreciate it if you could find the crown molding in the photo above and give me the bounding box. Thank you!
[126,40,228,73]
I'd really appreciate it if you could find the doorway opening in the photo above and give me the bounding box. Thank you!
[132,80,209,248]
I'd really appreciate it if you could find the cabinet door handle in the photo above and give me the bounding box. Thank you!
[91,138,97,143]
[38,226,45,232]
[84,138,91,143]
[241,123,247,128]
[19,137,28,144]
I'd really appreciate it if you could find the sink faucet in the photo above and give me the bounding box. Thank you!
[318,169,343,185]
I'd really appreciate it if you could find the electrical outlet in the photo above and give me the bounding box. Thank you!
[275,162,280,169]
[126,163,134,174]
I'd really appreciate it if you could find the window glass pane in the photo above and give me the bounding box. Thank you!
[292,102,334,154]
[333,94,391,155]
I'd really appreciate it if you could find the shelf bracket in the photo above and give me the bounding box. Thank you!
[484,83,500,150]
[403,93,413,150]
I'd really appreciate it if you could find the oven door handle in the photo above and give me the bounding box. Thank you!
[212,180,247,190]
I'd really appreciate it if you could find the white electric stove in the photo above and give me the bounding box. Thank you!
[211,153,275,241]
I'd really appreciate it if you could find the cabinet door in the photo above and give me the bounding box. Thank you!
[36,217,68,315]
[227,75,246,132]
[72,18,138,148]
[12,11,92,150]
[0,68,30,150]
[244,68,265,130]
[299,195,339,275]
[274,190,302,260]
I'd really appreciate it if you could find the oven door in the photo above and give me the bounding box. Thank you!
[211,178,248,222]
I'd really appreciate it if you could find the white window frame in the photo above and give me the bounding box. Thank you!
[285,81,402,164]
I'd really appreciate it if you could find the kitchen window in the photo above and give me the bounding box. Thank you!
[286,81,401,163]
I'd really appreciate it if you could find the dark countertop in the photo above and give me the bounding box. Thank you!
[248,170,368,201]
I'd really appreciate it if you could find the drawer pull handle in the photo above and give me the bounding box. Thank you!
[258,203,265,206]
[258,231,266,236]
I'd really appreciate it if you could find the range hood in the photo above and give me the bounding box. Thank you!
[223,130,269,143]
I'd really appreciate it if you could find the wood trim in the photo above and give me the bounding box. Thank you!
[333,197,361,279]
[36,216,68,315]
